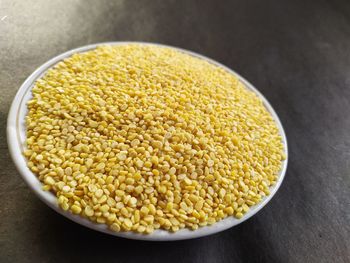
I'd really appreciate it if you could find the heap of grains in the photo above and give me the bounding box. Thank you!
[24,44,285,234]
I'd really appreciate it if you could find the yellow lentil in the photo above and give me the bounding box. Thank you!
[25,44,284,234]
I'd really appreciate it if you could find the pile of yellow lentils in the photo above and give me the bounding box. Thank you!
[24,44,285,234]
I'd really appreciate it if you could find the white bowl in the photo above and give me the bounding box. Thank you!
[7,42,288,241]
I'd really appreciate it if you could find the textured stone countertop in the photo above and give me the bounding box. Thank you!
[1,0,349,262]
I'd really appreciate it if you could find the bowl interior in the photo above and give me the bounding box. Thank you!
[7,42,288,241]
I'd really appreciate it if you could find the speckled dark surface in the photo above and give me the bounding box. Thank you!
[1,0,350,262]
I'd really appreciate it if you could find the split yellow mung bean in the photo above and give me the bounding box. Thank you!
[24,44,285,234]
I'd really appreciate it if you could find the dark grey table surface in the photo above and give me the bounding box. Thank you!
[1,0,349,262]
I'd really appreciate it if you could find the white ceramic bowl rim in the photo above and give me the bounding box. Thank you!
[7,42,288,241]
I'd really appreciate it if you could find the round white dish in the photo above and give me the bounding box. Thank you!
[7,42,288,241]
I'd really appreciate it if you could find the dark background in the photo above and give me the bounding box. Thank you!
[1,0,350,262]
